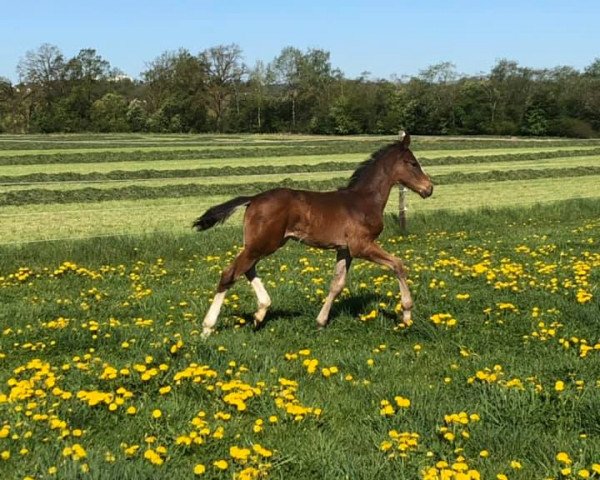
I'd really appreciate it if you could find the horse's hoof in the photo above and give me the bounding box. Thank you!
[253,314,268,331]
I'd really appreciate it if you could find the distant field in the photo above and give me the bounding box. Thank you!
[0,133,599,243]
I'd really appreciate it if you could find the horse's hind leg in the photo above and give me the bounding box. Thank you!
[316,249,352,328]
[202,249,258,337]
[245,265,271,329]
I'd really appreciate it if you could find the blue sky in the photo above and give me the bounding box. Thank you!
[1,0,599,82]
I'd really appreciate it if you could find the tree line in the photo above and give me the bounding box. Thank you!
[1,43,599,137]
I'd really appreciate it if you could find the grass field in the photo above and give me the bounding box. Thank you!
[0,134,599,479]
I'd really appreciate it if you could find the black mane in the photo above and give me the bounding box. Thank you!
[345,142,400,189]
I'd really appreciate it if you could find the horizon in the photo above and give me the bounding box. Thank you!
[2,0,600,83]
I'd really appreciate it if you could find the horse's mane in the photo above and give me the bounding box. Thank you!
[345,142,400,189]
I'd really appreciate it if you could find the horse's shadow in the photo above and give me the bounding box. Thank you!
[237,292,386,331]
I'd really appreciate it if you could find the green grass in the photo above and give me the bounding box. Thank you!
[0,201,598,479]
[2,175,600,245]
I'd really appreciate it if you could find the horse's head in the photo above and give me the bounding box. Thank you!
[393,132,434,198]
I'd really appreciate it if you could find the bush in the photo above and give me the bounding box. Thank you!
[549,117,597,138]
[491,120,519,136]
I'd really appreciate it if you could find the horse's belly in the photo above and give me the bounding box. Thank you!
[284,222,348,249]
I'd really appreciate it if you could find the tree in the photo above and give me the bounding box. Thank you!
[91,93,128,132]
[17,43,65,87]
[269,47,302,131]
[269,47,336,132]
[201,44,245,132]
[247,61,268,131]
[584,58,600,77]
[417,62,459,133]
[126,99,148,132]
[60,49,115,130]
[142,49,208,132]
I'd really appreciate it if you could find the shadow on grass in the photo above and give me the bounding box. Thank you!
[231,293,385,333]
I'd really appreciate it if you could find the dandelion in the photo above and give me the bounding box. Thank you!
[213,459,229,470]
[230,445,251,462]
[556,452,572,464]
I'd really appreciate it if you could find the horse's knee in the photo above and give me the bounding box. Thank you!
[217,268,235,292]
[393,260,409,277]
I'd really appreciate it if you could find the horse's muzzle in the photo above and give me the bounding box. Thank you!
[420,184,434,198]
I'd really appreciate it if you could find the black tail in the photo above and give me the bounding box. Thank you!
[192,195,254,231]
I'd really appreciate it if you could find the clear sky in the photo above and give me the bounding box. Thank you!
[1,0,599,82]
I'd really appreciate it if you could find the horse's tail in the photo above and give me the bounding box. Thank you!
[192,195,254,231]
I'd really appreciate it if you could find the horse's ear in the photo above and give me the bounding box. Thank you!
[399,131,411,148]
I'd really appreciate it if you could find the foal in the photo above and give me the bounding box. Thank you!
[194,133,433,337]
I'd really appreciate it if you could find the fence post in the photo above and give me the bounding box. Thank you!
[397,130,408,234]
[398,186,408,234]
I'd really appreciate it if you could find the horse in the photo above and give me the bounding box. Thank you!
[193,132,433,337]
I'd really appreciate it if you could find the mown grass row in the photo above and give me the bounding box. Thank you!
[2,166,600,207]
[3,138,600,164]
[0,132,590,148]
[2,148,600,185]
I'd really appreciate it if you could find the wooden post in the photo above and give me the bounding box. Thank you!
[398,130,408,234]
[399,186,408,234]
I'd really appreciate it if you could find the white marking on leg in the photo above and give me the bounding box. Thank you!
[202,291,226,337]
[251,277,271,325]
[317,255,349,327]
[398,277,413,325]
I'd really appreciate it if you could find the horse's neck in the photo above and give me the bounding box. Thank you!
[351,163,396,214]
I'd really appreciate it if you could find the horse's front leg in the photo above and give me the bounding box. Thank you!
[353,242,413,325]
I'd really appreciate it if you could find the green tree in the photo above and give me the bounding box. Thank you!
[126,99,148,132]
[247,61,268,131]
[62,48,114,129]
[142,49,208,132]
[91,93,128,132]
[201,44,245,132]
[16,44,67,131]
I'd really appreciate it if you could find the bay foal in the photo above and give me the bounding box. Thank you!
[194,133,433,337]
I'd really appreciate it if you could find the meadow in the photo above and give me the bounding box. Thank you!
[0,134,599,479]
